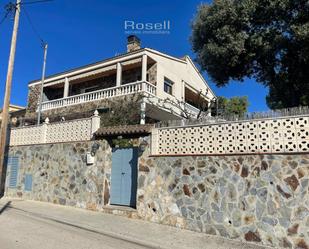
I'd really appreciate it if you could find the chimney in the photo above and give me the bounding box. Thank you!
[127,35,141,53]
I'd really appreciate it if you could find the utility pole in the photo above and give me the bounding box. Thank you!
[0,0,21,194]
[37,43,48,125]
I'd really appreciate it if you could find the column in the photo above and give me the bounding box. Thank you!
[141,54,147,81]
[63,77,69,98]
[207,101,212,117]
[116,62,122,87]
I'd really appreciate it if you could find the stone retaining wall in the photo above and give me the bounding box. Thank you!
[5,141,111,209]
[5,139,309,249]
[138,150,309,249]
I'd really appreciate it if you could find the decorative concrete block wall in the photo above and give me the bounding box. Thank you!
[152,115,309,155]
[9,114,100,146]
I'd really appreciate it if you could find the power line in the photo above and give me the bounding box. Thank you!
[0,2,16,25]
[21,4,45,47]
[21,0,53,5]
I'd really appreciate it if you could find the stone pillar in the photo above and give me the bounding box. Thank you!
[140,98,146,125]
[116,63,122,87]
[91,110,101,135]
[142,54,147,81]
[63,77,69,98]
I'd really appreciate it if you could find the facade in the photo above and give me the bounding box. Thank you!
[25,36,215,123]
[6,36,309,249]
[0,104,24,121]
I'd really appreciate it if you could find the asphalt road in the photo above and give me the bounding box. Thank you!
[0,206,152,249]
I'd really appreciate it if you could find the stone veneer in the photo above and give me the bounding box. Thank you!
[5,138,309,249]
[5,141,111,210]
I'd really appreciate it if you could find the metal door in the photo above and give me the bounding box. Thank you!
[110,147,138,207]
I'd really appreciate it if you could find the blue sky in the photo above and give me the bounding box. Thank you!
[0,0,268,112]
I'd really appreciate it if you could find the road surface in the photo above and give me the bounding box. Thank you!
[0,204,152,249]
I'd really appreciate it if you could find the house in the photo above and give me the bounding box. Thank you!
[4,36,309,249]
[25,36,216,124]
[0,104,24,120]
[0,104,25,125]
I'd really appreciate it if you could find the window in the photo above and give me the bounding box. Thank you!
[164,77,173,95]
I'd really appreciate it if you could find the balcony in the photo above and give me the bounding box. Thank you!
[41,81,156,111]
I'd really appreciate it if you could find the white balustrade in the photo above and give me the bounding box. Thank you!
[41,81,156,111]
[184,103,200,116]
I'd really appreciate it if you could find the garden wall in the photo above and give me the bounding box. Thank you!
[5,139,309,249]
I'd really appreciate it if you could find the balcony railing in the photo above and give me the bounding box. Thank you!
[184,102,200,115]
[41,81,156,111]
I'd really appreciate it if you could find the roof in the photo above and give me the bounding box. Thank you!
[95,124,154,137]
[29,48,145,84]
[28,48,188,86]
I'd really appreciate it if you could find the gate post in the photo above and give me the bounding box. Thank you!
[91,110,100,135]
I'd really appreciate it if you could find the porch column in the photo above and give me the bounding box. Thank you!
[116,62,122,87]
[207,101,212,117]
[63,77,69,98]
[141,54,147,81]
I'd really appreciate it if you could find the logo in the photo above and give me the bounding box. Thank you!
[124,20,171,35]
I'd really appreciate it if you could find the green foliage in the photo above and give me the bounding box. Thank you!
[100,94,142,127]
[111,138,135,148]
[214,96,249,117]
[191,0,309,109]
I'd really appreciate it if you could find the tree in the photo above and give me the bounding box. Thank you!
[191,0,309,109]
[214,96,249,117]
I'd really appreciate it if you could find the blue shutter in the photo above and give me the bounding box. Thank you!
[24,174,33,191]
[8,156,19,188]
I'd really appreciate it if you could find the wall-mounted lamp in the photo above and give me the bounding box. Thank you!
[91,142,100,156]
[139,138,148,153]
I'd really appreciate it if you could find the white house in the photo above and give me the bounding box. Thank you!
[26,36,216,123]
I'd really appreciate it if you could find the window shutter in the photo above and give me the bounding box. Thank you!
[8,156,19,188]
[24,174,33,191]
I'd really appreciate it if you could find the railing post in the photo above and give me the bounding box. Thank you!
[91,110,101,136]
[141,81,146,92]
[42,117,49,143]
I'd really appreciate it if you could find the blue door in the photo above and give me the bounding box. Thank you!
[110,147,138,207]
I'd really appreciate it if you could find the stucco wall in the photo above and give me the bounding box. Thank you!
[5,140,309,249]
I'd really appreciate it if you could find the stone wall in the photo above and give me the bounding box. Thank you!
[5,140,112,210]
[137,150,309,249]
[5,139,309,249]
[26,85,41,114]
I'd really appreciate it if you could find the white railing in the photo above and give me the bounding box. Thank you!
[41,81,156,111]
[184,103,200,116]
[151,115,309,155]
[9,111,101,146]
